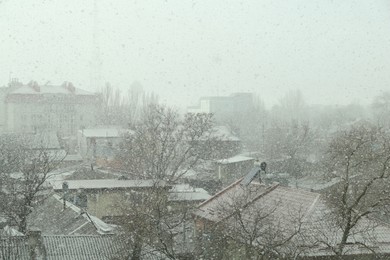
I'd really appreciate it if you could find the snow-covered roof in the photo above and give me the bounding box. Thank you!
[217,155,254,164]
[0,235,165,260]
[8,84,94,96]
[80,128,133,138]
[28,194,116,236]
[211,125,240,141]
[169,184,211,202]
[63,153,83,162]
[193,172,390,257]
[51,179,167,191]
[1,225,24,236]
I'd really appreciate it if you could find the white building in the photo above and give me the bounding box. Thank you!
[0,79,101,137]
[77,127,132,161]
[187,92,254,122]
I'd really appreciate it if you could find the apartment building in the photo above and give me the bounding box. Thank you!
[0,79,101,137]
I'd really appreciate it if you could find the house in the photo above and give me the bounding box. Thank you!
[51,179,169,220]
[0,79,101,137]
[77,127,133,166]
[0,229,164,260]
[27,194,116,236]
[192,167,390,259]
[215,155,255,185]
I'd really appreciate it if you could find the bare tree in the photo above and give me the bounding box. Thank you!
[100,82,159,127]
[112,104,219,259]
[0,134,65,233]
[371,91,390,128]
[263,121,314,182]
[117,104,217,182]
[195,185,306,260]
[112,184,195,260]
[322,124,390,256]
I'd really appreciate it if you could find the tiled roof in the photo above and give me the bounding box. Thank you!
[0,236,29,260]
[193,172,390,257]
[300,201,390,256]
[193,178,271,222]
[0,235,164,260]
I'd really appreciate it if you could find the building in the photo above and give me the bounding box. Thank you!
[77,127,133,165]
[52,179,169,220]
[0,79,101,137]
[192,167,390,259]
[168,184,211,207]
[187,93,254,123]
[215,155,255,185]
[27,194,116,236]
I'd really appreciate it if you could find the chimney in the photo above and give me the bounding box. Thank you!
[8,78,22,88]
[27,228,47,260]
[62,81,75,94]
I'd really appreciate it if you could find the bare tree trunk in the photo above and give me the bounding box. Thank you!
[131,237,143,260]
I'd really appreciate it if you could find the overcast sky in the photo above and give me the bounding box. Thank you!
[1,0,390,108]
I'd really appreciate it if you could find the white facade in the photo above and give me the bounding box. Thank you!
[0,80,101,137]
[188,92,254,122]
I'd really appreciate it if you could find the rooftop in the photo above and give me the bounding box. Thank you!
[7,82,95,96]
[216,155,254,165]
[79,128,134,138]
[169,184,211,202]
[193,169,390,257]
[51,179,167,191]
[28,194,116,235]
[0,235,164,260]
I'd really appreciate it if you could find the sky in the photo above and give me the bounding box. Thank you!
[1,0,390,109]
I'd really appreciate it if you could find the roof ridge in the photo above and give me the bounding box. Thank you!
[196,177,244,208]
[42,234,113,237]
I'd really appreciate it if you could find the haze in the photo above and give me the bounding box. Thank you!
[1,0,390,108]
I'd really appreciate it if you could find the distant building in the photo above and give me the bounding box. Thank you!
[0,79,101,137]
[188,93,254,122]
[77,127,133,165]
